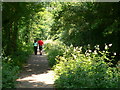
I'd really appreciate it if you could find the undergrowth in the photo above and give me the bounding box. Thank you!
[45,41,119,88]
[44,40,66,67]
[2,44,33,88]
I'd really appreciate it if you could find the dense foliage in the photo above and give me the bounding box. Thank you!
[2,2,120,88]
[44,40,65,67]
[54,45,119,88]
[2,2,44,55]
[50,2,120,65]
[2,56,19,88]
[45,41,119,88]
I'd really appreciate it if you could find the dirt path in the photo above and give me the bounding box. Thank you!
[16,52,55,88]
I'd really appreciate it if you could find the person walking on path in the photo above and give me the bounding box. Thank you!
[33,40,38,55]
[38,39,44,55]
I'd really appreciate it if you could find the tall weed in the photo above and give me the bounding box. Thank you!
[53,44,119,88]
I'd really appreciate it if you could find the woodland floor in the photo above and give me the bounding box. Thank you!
[16,51,55,88]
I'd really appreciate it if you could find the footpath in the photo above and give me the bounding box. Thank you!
[16,52,55,88]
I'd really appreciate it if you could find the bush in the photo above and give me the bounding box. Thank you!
[44,40,66,67]
[53,44,119,88]
[11,51,31,68]
[2,56,19,88]
[2,43,33,88]
[11,43,33,67]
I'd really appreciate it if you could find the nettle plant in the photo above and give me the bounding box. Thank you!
[54,44,119,88]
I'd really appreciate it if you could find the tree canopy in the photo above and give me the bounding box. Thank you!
[2,2,120,63]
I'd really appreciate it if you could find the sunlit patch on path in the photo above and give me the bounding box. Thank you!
[16,52,55,88]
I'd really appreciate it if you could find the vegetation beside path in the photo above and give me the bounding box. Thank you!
[45,40,120,88]
[2,44,33,88]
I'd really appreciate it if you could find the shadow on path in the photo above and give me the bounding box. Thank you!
[16,52,55,88]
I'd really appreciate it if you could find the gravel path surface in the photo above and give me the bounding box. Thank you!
[16,52,55,88]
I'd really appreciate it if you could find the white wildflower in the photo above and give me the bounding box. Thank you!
[103,51,105,53]
[79,47,82,51]
[88,44,90,48]
[76,47,78,49]
[105,44,108,50]
[86,53,90,56]
[5,57,7,59]
[96,45,99,48]
[74,48,76,52]
[72,54,77,59]
[94,46,96,48]
[114,52,116,55]
[88,50,92,52]
[93,50,97,54]
[108,44,112,47]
